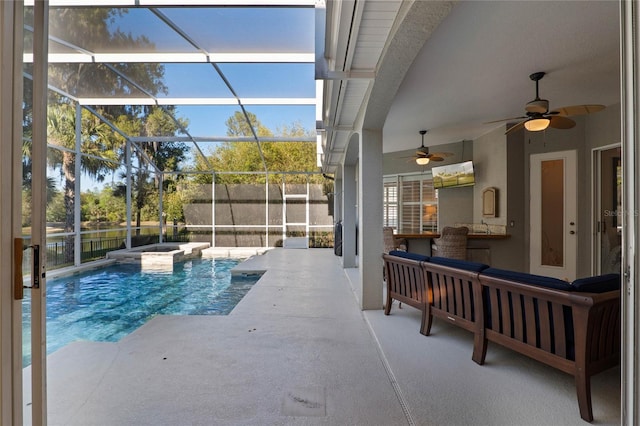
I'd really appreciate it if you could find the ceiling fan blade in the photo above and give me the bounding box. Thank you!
[548,115,576,129]
[551,104,605,116]
[430,156,445,162]
[505,120,526,135]
[430,152,454,158]
[484,116,527,124]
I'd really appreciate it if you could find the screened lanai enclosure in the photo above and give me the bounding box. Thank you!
[21,1,332,270]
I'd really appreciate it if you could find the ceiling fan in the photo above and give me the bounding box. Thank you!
[486,72,605,135]
[407,130,453,165]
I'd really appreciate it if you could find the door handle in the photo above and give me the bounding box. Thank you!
[14,239,41,301]
[14,238,23,300]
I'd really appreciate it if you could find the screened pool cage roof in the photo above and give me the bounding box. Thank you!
[24,0,322,176]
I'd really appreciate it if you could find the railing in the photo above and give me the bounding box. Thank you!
[80,237,126,263]
[44,237,128,269]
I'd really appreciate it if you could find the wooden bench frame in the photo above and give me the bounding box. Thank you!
[476,274,620,422]
[382,253,428,335]
[383,254,485,358]
[381,251,621,422]
[421,261,485,363]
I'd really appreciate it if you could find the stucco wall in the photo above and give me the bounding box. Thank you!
[473,127,507,227]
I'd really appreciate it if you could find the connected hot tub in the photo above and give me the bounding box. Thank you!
[107,242,211,270]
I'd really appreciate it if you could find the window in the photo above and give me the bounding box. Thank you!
[383,173,437,233]
[422,176,438,232]
[383,178,398,228]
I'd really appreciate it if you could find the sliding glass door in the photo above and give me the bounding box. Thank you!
[594,145,622,275]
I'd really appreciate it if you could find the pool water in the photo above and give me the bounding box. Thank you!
[22,257,260,367]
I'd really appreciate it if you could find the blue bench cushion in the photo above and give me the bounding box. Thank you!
[480,268,574,292]
[571,273,621,293]
[388,250,429,262]
[427,256,489,272]
[480,268,577,360]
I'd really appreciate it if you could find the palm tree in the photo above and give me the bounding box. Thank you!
[47,102,121,262]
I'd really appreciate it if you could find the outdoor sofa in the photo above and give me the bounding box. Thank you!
[382,250,621,422]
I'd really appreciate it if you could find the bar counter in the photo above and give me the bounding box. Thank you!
[395,232,511,263]
[395,232,511,240]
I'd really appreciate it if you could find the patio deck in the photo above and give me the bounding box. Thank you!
[26,248,620,425]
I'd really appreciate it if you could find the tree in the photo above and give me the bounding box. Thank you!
[21,77,58,228]
[45,8,168,103]
[113,108,189,234]
[192,111,321,184]
[47,103,122,261]
[45,191,66,224]
[166,111,334,244]
[37,9,190,258]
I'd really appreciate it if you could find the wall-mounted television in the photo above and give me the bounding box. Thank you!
[432,160,475,189]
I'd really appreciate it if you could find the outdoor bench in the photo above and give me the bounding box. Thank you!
[381,250,621,422]
[382,251,429,335]
[419,256,489,363]
[383,251,489,354]
[476,268,621,422]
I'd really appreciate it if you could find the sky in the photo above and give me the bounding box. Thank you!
[112,6,317,138]
[46,4,318,190]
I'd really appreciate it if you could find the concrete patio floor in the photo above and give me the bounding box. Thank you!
[26,248,620,425]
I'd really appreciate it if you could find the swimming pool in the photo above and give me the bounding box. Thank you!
[22,257,261,366]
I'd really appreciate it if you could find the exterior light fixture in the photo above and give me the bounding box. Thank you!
[524,117,550,131]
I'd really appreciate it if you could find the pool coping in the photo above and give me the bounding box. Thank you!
[44,247,273,279]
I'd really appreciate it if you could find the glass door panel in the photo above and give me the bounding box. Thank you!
[530,150,577,280]
[540,159,564,267]
[598,147,622,274]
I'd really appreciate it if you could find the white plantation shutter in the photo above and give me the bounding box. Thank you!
[422,175,437,232]
[391,174,437,233]
[383,179,398,228]
[400,178,421,233]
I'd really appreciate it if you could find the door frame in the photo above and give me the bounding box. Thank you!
[29,2,50,424]
[1,1,49,424]
[1,1,26,424]
[529,149,577,281]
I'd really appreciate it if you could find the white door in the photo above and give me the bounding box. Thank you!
[530,150,577,280]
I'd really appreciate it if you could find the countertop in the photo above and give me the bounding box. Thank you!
[396,232,510,240]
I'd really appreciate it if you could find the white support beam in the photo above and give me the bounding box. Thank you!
[129,136,316,143]
[141,0,316,5]
[358,129,383,310]
[342,164,356,268]
[76,97,317,106]
[26,0,316,6]
[321,70,376,80]
[620,2,640,424]
[74,105,82,267]
[125,141,132,249]
[24,52,314,64]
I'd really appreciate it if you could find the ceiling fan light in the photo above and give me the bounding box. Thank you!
[524,117,550,131]
[416,157,430,165]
